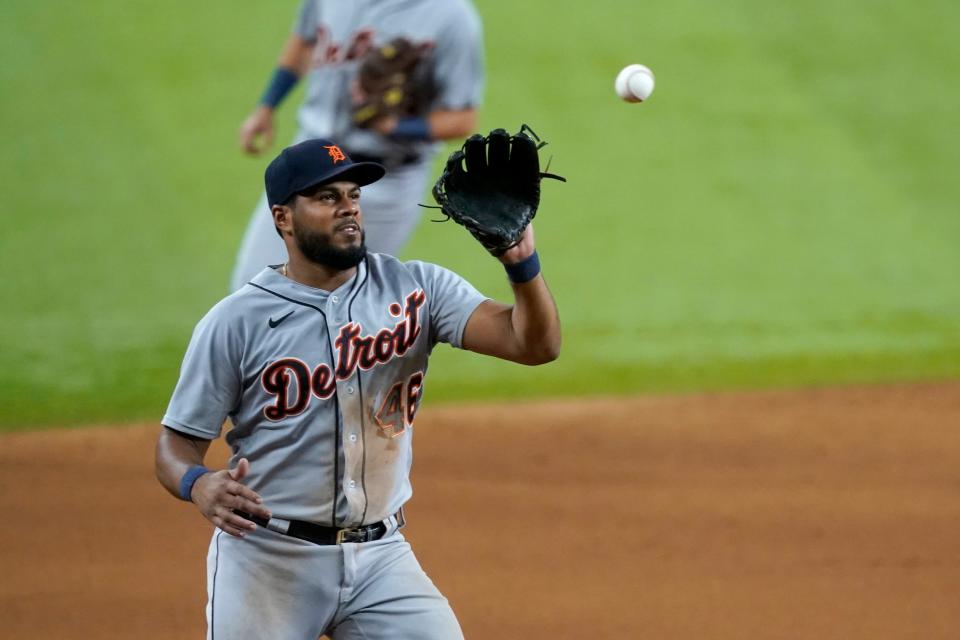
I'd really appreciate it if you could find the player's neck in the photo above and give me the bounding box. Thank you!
[283,257,356,292]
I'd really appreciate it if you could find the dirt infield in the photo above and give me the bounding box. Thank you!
[1,382,958,639]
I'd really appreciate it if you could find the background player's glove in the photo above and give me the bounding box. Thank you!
[352,37,435,128]
[430,125,566,255]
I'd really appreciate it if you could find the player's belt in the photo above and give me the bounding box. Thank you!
[349,152,421,169]
[234,509,405,545]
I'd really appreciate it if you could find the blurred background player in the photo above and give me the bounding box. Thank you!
[231,0,485,291]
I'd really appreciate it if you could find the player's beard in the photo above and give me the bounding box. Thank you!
[294,226,367,271]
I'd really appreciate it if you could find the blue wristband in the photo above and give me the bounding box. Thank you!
[179,465,210,502]
[391,116,432,141]
[504,250,541,284]
[259,67,299,108]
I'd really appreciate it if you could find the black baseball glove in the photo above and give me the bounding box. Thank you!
[351,37,435,128]
[430,125,566,255]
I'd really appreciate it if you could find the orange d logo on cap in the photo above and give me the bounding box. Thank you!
[325,145,346,164]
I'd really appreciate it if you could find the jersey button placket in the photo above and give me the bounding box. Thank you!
[329,293,364,521]
[329,294,344,326]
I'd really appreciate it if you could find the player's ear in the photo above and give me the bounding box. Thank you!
[272,204,293,237]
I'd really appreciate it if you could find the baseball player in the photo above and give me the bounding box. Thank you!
[230,0,485,292]
[155,138,560,639]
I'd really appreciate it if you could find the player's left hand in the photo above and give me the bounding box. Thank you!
[430,125,564,256]
[498,224,535,266]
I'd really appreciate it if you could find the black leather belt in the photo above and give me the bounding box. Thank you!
[235,511,398,545]
[349,152,421,168]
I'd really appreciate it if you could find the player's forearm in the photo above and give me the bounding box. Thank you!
[507,275,561,365]
[155,427,212,500]
[256,36,314,113]
[427,109,478,140]
[278,34,314,76]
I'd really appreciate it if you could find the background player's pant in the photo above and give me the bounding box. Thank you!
[205,528,464,640]
[229,160,432,292]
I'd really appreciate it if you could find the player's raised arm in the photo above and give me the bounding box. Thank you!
[461,224,560,365]
[431,125,565,365]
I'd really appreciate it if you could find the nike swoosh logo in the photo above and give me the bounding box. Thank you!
[268,310,295,329]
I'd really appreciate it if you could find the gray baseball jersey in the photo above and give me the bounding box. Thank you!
[292,0,484,161]
[164,253,486,526]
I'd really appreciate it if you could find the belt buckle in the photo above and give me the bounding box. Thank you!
[336,527,364,544]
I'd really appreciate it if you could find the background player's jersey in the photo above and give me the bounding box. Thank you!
[292,0,484,164]
[163,254,486,527]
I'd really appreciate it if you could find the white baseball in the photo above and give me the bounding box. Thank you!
[614,64,655,103]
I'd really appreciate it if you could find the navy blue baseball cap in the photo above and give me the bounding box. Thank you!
[264,139,386,207]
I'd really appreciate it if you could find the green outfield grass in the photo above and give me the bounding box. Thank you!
[2,0,958,429]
